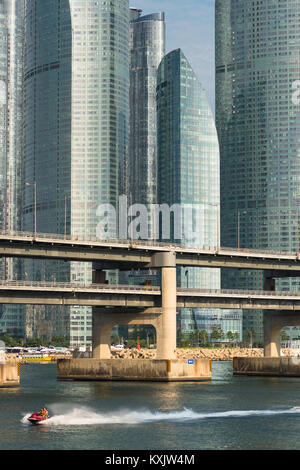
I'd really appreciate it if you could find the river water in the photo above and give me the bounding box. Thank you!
[1,361,300,450]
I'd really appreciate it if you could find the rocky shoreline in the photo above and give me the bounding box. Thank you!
[6,348,300,362]
[111,347,300,361]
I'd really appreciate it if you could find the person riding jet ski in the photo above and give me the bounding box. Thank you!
[28,407,50,425]
[40,407,48,418]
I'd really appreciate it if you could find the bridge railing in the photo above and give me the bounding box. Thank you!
[0,280,161,292]
[0,229,298,258]
[178,288,300,297]
[0,280,299,297]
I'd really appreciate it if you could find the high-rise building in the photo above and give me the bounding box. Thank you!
[23,0,129,344]
[216,0,300,342]
[0,0,25,336]
[121,7,165,294]
[157,48,242,339]
[129,8,165,214]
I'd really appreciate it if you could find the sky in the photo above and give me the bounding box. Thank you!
[132,0,215,111]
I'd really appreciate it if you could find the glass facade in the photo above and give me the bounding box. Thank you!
[118,8,166,291]
[157,49,242,339]
[0,0,25,336]
[129,8,165,213]
[23,0,129,344]
[216,0,300,341]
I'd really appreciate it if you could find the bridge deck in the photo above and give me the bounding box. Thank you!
[0,281,300,310]
[0,230,299,272]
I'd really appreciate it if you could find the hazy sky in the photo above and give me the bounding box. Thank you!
[131,0,215,111]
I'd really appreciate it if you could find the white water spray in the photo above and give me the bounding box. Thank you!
[21,405,300,426]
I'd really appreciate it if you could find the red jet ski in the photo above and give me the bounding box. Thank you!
[28,411,50,425]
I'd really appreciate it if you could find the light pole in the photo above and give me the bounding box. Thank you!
[64,195,70,240]
[238,210,247,249]
[26,181,37,238]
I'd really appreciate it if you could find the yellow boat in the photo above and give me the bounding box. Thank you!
[21,354,53,362]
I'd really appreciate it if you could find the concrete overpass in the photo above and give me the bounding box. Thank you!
[1,280,300,311]
[0,230,300,272]
[0,275,299,359]
[0,231,299,359]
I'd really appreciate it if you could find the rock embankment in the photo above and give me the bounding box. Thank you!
[5,354,21,362]
[111,348,300,361]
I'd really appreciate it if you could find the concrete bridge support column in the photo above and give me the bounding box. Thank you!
[263,277,281,356]
[92,313,112,359]
[263,312,281,357]
[151,252,177,360]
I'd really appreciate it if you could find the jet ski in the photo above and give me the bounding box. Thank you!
[27,411,50,425]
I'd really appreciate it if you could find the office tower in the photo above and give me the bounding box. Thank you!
[157,49,242,339]
[0,0,25,336]
[121,7,165,294]
[216,0,300,342]
[23,0,129,344]
[129,8,165,214]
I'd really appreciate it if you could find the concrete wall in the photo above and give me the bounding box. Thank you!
[0,361,20,387]
[57,358,211,382]
[233,357,300,377]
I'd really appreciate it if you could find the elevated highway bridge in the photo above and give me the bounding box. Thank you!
[0,280,300,311]
[0,230,299,273]
[0,231,299,359]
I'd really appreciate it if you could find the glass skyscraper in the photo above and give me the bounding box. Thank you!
[157,49,242,338]
[23,0,129,344]
[129,8,165,214]
[119,7,166,293]
[0,0,25,336]
[216,0,300,341]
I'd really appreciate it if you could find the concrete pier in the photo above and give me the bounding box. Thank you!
[0,361,20,387]
[233,357,300,377]
[57,358,211,382]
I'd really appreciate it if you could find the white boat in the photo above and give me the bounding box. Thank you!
[111,344,124,351]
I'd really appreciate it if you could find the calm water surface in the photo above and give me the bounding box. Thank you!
[1,361,300,450]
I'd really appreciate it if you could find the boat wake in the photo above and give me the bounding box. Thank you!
[21,405,300,426]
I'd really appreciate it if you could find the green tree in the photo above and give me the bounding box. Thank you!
[244,329,257,348]
[210,328,223,346]
[233,331,240,346]
[226,331,234,343]
[177,331,190,348]
[199,330,208,346]
[50,336,69,347]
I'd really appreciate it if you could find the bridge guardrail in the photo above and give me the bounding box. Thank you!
[0,280,161,293]
[178,288,300,297]
[0,229,297,258]
[0,280,299,298]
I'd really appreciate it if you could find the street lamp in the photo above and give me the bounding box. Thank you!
[26,182,37,238]
[238,210,248,249]
[64,195,70,240]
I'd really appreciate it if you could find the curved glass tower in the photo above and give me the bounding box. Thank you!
[157,49,242,338]
[129,8,165,212]
[216,0,300,340]
[122,8,165,291]
[23,0,129,343]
